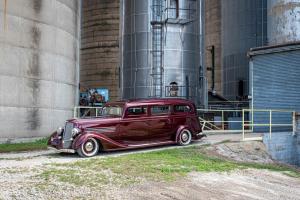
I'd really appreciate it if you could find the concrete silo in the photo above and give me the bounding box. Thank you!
[0,0,80,141]
[80,0,120,101]
[121,0,205,105]
[205,0,222,95]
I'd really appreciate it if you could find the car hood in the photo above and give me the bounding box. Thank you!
[67,116,121,129]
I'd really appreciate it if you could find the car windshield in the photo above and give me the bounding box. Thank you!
[102,105,123,117]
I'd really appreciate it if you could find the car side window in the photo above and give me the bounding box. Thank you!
[126,106,147,117]
[151,105,170,116]
[174,105,191,113]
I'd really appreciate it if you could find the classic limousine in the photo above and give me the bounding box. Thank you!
[48,98,205,157]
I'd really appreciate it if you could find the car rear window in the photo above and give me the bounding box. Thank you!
[174,105,192,113]
[151,105,170,115]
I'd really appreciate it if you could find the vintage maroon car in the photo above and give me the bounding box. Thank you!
[48,98,205,157]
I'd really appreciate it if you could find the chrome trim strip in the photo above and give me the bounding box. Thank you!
[86,127,116,132]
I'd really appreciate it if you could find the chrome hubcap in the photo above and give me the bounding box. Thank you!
[182,132,189,142]
[85,142,94,152]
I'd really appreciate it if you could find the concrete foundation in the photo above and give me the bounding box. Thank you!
[263,114,300,166]
[80,0,120,101]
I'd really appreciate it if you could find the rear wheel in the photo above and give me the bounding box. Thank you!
[77,138,99,157]
[177,129,192,146]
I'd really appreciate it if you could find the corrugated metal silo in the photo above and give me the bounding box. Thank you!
[268,0,300,45]
[121,0,205,105]
[221,0,267,100]
[0,0,80,141]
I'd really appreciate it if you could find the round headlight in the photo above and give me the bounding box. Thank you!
[57,127,64,136]
[71,128,81,137]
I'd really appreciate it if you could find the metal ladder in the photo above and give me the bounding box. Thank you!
[150,0,164,97]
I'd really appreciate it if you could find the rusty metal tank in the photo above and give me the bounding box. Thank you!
[0,0,80,141]
[267,0,300,45]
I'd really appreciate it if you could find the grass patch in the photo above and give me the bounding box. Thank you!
[0,138,48,153]
[40,146,300,189]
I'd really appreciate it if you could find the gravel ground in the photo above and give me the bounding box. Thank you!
[115,169,300,200]
[0,134,299,200]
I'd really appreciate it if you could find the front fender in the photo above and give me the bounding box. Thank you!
[72,132,127,150]
[175,125,190,143]
[47,131,57,145]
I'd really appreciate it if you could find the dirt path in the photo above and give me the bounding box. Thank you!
[115,169,300,200]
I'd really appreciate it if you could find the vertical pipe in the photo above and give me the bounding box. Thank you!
[250,59,254,132]
[76,0,82,106]
[74,107,76,119]
[222,110,224,130]
[293,111,296,136]
[119,0,124,98]
[186,75,189,99]
[242,109,245,140]
[269,110,272,139]
[211,45,215,92]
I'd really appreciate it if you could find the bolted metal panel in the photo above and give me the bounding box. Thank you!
[0,0,80,139]
[268,0,300,45]
[221,0,268,100]
[121,0,205,105]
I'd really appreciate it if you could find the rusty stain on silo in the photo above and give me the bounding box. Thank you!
[270,2,300,15]
[33,0,42,13]
[3,0,7,30]
[268,0,300,45]
[26,0,43,131]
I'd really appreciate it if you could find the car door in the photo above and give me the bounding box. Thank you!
[119,106,150,144]
[171,104,192,132]
[147,105,173,141]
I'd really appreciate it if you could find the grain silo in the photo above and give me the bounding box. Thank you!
[0,0,80,141]
[267,0,300,45]
[205,0,222,95]
[121,0,205,105]
[80,0,120,101]
[222,0,267,100]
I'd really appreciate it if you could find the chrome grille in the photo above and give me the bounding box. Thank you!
[63,122,74,149]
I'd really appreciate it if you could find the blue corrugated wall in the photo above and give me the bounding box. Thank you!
[251,49,300,132]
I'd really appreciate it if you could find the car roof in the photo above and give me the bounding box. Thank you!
[121,98,194,106]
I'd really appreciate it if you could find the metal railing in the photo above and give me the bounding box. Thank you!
[73,106,102,119]
[197,109,252,133]
[198,108,296,141]
[242,109,296,141]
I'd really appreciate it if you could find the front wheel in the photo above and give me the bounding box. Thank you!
[177,129,192,146]
[77,138,99,157]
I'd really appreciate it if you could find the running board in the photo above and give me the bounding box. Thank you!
[242,137,263,141]
[128,141,175,147]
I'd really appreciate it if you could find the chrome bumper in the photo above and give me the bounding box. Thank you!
[48,147,76,154]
